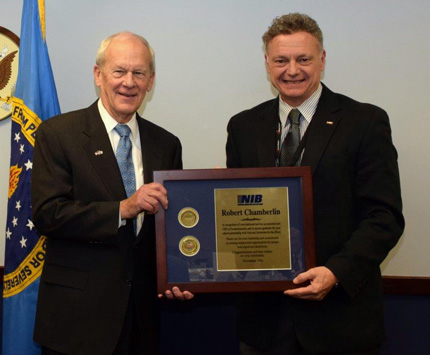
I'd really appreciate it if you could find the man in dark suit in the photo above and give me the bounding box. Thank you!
[31,32,192,355]
[226,13,404,354]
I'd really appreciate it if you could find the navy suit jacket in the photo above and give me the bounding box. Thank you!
[32,101,182,355]
[226,85,404,352]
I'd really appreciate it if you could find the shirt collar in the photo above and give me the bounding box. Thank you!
[97,99,139,144]
[279,83,323,126]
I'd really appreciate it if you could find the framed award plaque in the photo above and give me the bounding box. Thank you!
[154,167,316,294]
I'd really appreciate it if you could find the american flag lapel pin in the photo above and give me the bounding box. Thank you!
[94,150,103,156]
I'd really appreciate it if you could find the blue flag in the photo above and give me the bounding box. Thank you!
[2,0,60,354]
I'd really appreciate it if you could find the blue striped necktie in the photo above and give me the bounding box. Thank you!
[114,124,136,197]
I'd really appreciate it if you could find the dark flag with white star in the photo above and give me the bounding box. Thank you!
[2,1,60,354]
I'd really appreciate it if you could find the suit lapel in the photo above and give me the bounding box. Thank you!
[301,85,342,173]
[137,117,163,184]
[136,117,164,242]
[81,103,126,201]
[255,99,279,167]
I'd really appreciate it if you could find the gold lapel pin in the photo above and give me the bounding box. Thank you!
[326,121,334,125]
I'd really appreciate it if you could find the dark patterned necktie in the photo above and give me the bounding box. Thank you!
[114,124,136,197]
[279,109,301,166]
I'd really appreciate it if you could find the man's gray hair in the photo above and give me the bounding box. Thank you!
[95,31,155,73]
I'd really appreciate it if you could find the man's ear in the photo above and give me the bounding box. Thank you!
[93,65,102,87]
[147,72,155,92]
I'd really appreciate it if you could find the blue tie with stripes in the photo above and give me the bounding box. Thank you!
[114,124,136,197]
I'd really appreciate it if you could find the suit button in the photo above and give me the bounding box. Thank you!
[125,279,132,287]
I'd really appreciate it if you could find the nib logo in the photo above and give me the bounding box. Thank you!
[237,194,263,205]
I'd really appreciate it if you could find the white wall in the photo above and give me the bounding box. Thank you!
[1,0,429,276]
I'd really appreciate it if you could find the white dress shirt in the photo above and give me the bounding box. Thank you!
[278,83,323,142]
[97,99,144,234]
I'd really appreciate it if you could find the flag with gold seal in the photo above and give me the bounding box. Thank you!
[2,0,60,353]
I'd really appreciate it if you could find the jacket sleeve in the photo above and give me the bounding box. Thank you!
[226,117,241,168]
[31,122,120,243]
[324,108,405,298]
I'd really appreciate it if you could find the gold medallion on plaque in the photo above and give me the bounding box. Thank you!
[178,207,199,228]
[179,236,200,257]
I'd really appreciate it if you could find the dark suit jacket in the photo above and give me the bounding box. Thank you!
[31,101,182,355]
[226,85,404,352]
